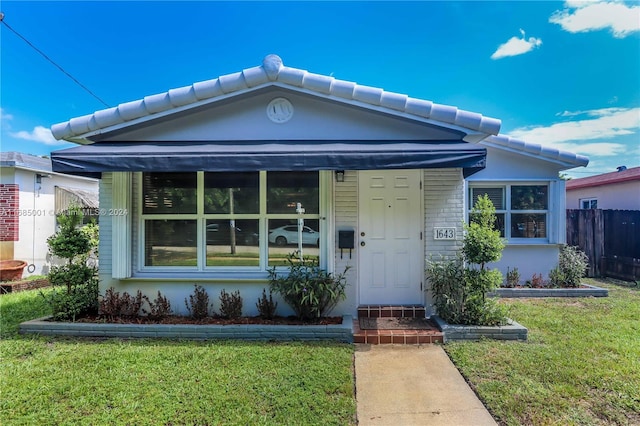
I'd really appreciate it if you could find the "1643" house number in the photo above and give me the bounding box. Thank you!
[433,227,456,240]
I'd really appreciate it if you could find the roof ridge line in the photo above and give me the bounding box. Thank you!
[51,54,501,141]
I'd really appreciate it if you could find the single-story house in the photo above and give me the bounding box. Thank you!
[50,54,588,317]
[566,166,640,210]
[0,152,99,277]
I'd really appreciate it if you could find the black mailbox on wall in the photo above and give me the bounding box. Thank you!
[338,230,355,259]
[338,230,355,249]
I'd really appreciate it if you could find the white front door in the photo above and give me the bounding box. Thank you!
[358,170,424,305]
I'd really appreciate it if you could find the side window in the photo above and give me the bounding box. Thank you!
[469,183,549,241]
[510,185,548,238]
[580,198,597,209]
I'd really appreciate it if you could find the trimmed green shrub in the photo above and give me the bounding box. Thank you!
[43,206,98,321]
[549,245,588,288]
[464,194,504,268]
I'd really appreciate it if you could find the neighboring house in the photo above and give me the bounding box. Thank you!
[0,152,99,277]
[566,166,640,210]
[50,55,588,316]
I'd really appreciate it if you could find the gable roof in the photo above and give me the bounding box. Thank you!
[51,54,501,142]
[50,54,588,169]
[566,166,640,190]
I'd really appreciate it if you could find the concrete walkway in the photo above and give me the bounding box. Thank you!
[354,345,497,426]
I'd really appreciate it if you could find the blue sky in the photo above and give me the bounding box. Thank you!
[1,1,638,177]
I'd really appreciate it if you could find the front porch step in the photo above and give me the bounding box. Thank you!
[357,305,426,319]
[354,305,443,345]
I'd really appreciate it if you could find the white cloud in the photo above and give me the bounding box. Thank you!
[0,108,13,122]
[552,142,626,156]
[491,29,542,59]
[509,107,639,156]
[10,126,62,146]
[550,1,640,38]
[555,107,630,118]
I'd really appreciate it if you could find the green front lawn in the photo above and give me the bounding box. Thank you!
[3,278,638,425]
[445,278,640,425]
[0,289,356,425]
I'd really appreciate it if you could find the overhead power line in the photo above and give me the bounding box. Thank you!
[0,12,110,108]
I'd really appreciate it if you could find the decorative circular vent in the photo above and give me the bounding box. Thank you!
[266,97,294,123]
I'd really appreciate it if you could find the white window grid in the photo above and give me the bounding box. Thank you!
[468,182,550,242]
[137,171,326,272]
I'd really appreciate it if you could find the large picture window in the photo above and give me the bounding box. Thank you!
[469,183,549,240]
[140,171,322,271]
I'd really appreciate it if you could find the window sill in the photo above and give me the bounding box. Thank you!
[504,240,554,247]
[126,271,270,283]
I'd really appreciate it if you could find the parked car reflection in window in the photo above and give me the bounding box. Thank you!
[268,225,320,246]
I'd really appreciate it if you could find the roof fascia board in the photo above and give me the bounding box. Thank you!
[2,162,97,180]
[78,82,487,143]
[481,136,589,169]
[1,162,51,174]
[567,173,640,189]
[276,83,486,139]
[76,84,271,143]
[15,165,99,181]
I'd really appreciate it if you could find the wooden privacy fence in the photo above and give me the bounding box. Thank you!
[566,209,640,281]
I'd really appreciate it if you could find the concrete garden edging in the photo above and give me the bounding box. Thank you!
[432,315,528,342]
[1,278,50,294]
[19,315,354,342]
[487,283,608,298]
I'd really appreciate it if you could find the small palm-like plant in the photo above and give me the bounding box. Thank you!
[268,254,349,321]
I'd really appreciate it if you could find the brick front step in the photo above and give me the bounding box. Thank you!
[354,305,444,345]
[357,305,426,319]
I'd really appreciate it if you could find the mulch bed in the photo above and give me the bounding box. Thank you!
[73,315,343,326]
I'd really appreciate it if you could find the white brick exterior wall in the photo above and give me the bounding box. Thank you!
[423,168,465,260]
[423,168,465,315]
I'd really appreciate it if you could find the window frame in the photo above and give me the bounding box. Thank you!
[136,171,329,274]
[467,181,551,243]
[579,198,598,209]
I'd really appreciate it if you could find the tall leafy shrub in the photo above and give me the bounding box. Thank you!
[44,206,98,321]
[549,245,588,288]
[426,195,507,326]
[268,253,349,321]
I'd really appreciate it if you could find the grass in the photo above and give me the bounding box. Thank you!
[445,278,640,425]
[4,277,639,425]
[0,289,356,425]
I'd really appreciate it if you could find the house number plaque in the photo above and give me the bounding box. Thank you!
[434,227,456,240]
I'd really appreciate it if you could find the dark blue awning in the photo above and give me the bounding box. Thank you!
[51,140,486,178]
